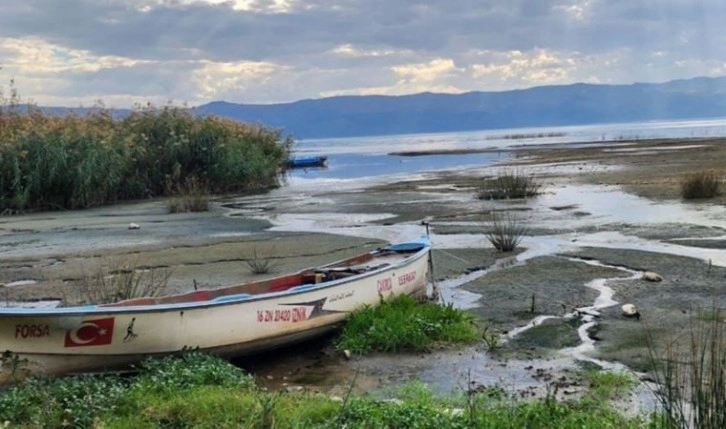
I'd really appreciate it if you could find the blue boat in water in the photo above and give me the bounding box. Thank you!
[285,156,328,169]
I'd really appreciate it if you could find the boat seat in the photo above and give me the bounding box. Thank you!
[210,293,253,303]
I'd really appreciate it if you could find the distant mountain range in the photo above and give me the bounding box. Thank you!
[194,76,726,139]
[47,76,726,139]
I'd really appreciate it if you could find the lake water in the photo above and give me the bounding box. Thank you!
[286,117,726,183]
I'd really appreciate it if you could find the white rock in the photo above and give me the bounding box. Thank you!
[285,385,304,393]
[343,349,352,360]
[642,271,663,282]
[622,303,639,318]
[128,223,141,230]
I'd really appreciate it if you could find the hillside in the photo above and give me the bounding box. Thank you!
[194,76,726,139]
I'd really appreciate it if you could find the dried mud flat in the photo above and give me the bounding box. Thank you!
[1,137,726,410]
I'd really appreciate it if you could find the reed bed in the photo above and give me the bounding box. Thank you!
[0,97,292,212]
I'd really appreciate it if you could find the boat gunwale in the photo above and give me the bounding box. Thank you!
[0,242,430,317]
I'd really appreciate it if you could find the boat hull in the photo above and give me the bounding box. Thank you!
[285,156,327,169]
[0,245,429,381]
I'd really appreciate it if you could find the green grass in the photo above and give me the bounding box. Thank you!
[0,351,653,428]
[0,86,291,212]
[680,171,721,199]
[335,295,481,354]
[581,370,636,401]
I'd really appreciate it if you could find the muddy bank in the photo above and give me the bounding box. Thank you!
[514,137,726,203]
[0,231,386,304]
[0,198,389,303]
[563,247,726,372]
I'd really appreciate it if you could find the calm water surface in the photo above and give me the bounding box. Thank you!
[287,117,726,182]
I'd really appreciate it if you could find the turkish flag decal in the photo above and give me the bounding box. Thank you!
[64,317,115,347]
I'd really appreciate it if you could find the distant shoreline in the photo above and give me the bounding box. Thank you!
[388,136,713,156]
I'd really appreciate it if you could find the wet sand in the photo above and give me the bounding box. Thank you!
[2,136,725,412]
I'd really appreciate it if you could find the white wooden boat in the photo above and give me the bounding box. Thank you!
[0,237,431,382]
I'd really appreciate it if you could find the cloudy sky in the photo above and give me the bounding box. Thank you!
[1,0,726,107]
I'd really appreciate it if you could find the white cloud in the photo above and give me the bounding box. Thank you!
[191,60,284,100]
[331,44,404,58]
[2,0,726,106]
[469,49,586,85]
[392,58,461,84]
[554,0,595,21]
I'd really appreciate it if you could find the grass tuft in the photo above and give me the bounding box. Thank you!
[245,245,279,275]
[681,171,721,199]
[76,257,171,304]
[581,370,635,401]
[335,295,480,354]
[477,170,541,200]
[486,213,528,252]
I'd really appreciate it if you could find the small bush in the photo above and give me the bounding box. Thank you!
[681,171,721,199]
[335,295,480,354]
[76,257,171,304]
[486,213,528,252]
[477,170,541,200]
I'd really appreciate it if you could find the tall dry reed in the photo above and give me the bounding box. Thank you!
[648,308,726,429]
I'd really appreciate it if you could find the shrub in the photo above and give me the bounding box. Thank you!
[477,170,541,200]
[681,171,721,199]
[486,213,528,252]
